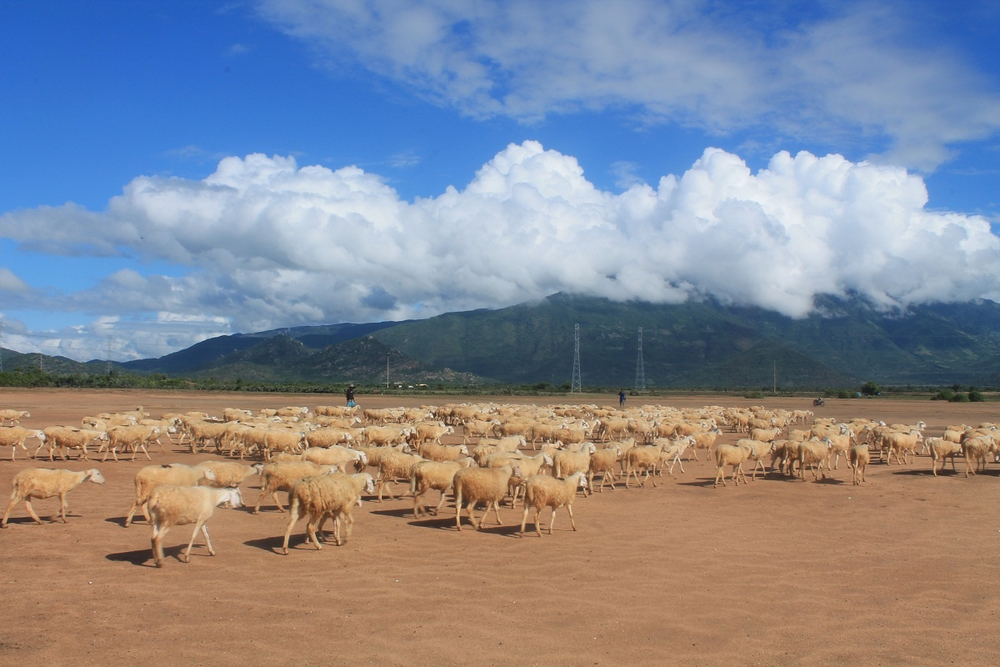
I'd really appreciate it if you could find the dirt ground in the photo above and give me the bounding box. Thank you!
[1,388,999,666]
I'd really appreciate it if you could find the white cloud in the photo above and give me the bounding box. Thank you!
[3,141,1000,361]
[255,0,1000,172]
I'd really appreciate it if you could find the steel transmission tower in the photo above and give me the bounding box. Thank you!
[634,327,646,391]
[570,323,582,393]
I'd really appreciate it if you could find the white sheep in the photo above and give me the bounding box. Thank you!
[0,409,30,426]
[2,468,106,527]
[799,439,834,481]
[39,426,107,461]
[713,443,751,488]
[453,463,520,531]
[518,472,588,537]
[587,446,621,493]
[281,474,369,554]
[410,458,476,518]
[925,437,962,476]
[374,450,425,501]
[103,424,161,462]
[252,461,338,514]
[417,442,469,462]
[849,444,870,485]
[124,463,218,527]
[197,461,264,488]
[0,426,46,461]
[302,445,368,472]
[148,485,243,567]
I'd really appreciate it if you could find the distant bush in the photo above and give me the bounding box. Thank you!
[860,381,881,396]
[969,390,986,402]
[950,392,971,403]
[932,388,955,401]
[836,389,853,399]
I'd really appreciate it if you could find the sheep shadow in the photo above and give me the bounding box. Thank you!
[368,507,415,519]
[105,548,155,566]
[105,516,135,528]
[243,534,287,554]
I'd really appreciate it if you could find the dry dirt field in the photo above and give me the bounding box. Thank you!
[1,388,999,666]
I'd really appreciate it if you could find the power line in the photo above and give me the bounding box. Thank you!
[635,327,646,392]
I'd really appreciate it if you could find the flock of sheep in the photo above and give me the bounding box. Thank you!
[0,401,996,566]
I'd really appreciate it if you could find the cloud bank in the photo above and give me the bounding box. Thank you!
[2,142,999,361]
[256,0,1000,171]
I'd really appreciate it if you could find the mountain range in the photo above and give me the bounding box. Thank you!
[4,293,1000,388]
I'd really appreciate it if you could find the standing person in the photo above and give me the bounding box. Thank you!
[619,389,626,407]
[346,384,356,408]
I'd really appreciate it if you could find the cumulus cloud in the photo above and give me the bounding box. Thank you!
[255,0,1000,171]
[2,141,1000,361]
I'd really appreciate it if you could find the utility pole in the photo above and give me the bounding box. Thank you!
[634,327,646,392]
[0,321,4,373]
[107,337,113,374]
[571,323,582,393]
[386,355,390,389]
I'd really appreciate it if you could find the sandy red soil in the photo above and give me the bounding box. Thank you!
[1,388,999,666]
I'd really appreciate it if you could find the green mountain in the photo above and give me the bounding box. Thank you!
[9,293,1000,388]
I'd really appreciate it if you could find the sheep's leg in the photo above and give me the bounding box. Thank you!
[305,518,323,550]
[533,508,543,536]
[714,466,725,488]
[1,499,21,527]
[432,489,448,516]
[181,521,204,562]
[488,499,503,527]
[200,523,215,556]
[567,504,577,531]
[548,508,558,535]
[151,525,169,566]
[32,442,46,459]
[518,505,530,536]
[465,501,479,530]
[58,492,69,523]
[281,509,301,554]
[23,498,44,524]
[124,500,142,527]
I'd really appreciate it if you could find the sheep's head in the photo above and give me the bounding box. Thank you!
[86,469,106,485]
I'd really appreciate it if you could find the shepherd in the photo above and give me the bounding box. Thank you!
[346,384,356,408]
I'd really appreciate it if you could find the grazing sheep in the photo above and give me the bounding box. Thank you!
[148,485,243,567]
[197,461,264,488]
[713,443,751,488]
[518,472,589,536]
[125,463,218,527]
[410,458,476,518]
[0,426,46,461]
[453,463,520,531]
[253,461,338,514]
[849,445,870,485]
[925,437,963,476]
[2,468,106,527]
[281,474,367,554]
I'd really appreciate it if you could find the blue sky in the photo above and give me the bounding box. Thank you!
[2,0,999,362]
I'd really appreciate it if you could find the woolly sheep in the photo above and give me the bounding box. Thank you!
[0,409,30,426]
[849,444,870,485]
[925,437,962,476]
[0,426,45,461]
[410,458,476,518]
[197,461,264,488]
[148,485,243,566]
[417,442,469,462]
[2,468,106,527]
[962,436,996,477]
[302,445,368,472]
[408,422,454,447]
[304,427,355,448]
[686,429,721,461]
[39,427,106,461]
[713,443,751,488]
[125,463,218,527]
[553,442,597,481]
[624,445,665,489]
[587,446,621,493]
[799,439,834,481]
[253,461,339,513]
[883,430,923,465]
[375,450,425,501]
[453,463,520,531]
[103,424,161,462]
[487,451,553,508]
[518,472,588,536]
[281,474,367,554]
[734,439,773,481]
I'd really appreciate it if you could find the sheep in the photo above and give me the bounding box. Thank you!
[553,442,597,482]
[925,437,963,476]
[363,424,413,447]
[799,439,834,481]
[486,451,553,507]
[962,436,996,477]
[823,432,853,470]
[883,430,923,465]
[410,458,476,518]
[302,445,368,472]
[148,485,243,567]
[103,424,161,462]
[124,463,218,527]
[2,468,106,527]
[304,427,356,448]
[197,461,264,488]
[253,461,339,514]
[686,429,721,461]
[587,446,621,493]
[417,442,469,462]
[453,463,520,531]
[735,439,774,480]
[281,474,368,554]
[185,420,231,454]
[262,430,307,459]
[518,472,589,536]
[0,426,46,461]
[624,445,666,489]
[408,422,454,447]
[713,443,750,488]
[462,419,501,443]
[374,450,425,501]
[0,409,30,426]
[38,427,107,461]
[654,436,694,477]
[849,445,870,485]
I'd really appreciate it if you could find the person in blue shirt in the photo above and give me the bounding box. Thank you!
[346,384,356,408]
[619,389,626,407]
